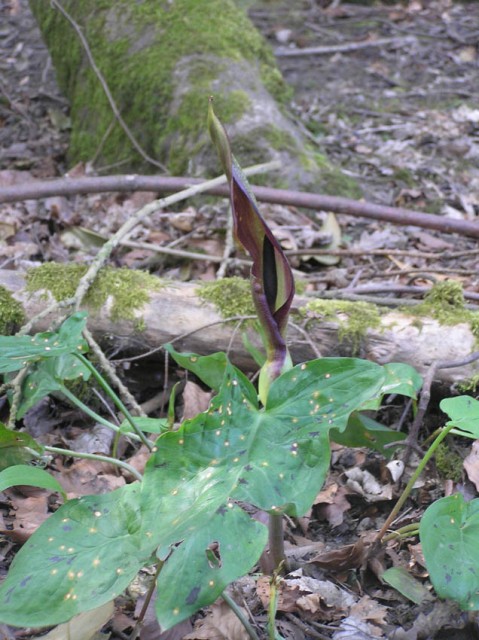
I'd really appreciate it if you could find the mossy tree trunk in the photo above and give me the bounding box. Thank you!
[29,0,359,195]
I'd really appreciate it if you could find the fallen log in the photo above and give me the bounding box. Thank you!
[1,268,478,386]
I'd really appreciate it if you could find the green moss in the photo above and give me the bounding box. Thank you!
[263,127,298,154]
[393,167,415,188]
[434,442,463,482]
[300,299,382,352]
[405,280,479,336]
[458,375,479,393]
[25,263,163,328]
[198,277,255,317]
[31,0,289,171]
[0,286,25,335]
[166,89,251,175]
[312,152,363,198]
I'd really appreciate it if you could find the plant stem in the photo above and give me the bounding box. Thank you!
[383,522,420,542]
[376,423,455,541]
[58,384,137,439]
[268,514,288,574]
[76,353,152,449]
[128,561,164,640]
[44,445,142,482]
[59,383,154,450]
[222,591,260,640]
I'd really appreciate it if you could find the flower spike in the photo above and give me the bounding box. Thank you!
[208,98,295,402]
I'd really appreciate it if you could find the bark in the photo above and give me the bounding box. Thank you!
[29,0,359,196]
[2,269,478,386]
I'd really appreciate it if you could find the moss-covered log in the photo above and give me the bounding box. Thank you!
[2,268,479,387]
[29,0,359,196]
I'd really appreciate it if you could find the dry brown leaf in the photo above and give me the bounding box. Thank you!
[289,573,355,621]
[170,207,196,232]
[350,595,388,627]
[39,601,114,640]
[184,599,250,640]
[256,576,301,613]
[344,468,393,502]
[315,484,351,527]
[181,381,213,421]
[258,572,356,621]
[130,588,194,640]
[309,539,366,573]
[52,459,125,498]
[3,493,50,542]
[463,440,479,490]
[332,615,385,639]
[127,444,151,476]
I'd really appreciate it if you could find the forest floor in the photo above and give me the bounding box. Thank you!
[1,0,479,639]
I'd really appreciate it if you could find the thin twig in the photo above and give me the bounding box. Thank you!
[288,320,322,358]
[73,164,278,312]
[275,35,417,57]
[82,328,147,419]
[222,592,260,640]
[6,368,29,429]
[111,314,258,364]
[50,0,167,172]
[3,173,479,238]
[128,563,163,640]
[217,204,236,278]
[120,238,250,266]
[400,351,479,464]
[44,445,143,482]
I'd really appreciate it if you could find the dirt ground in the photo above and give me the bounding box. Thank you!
[1,0,479,638]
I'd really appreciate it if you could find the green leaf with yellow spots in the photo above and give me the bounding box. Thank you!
[17,352,91,419]
[0,354,418,631]
[141,357,387,626]
[0,483,151,627]
[164,343,255,397]
[154,504,266,629]
[0,422,43,470]
[420,493,479,610]
[0,312,88,374]
[358,362,422,411]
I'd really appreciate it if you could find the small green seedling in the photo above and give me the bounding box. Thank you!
[0,106,421,631]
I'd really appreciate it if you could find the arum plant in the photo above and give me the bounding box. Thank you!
[209,98,296,571]
[0,104,421,634]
